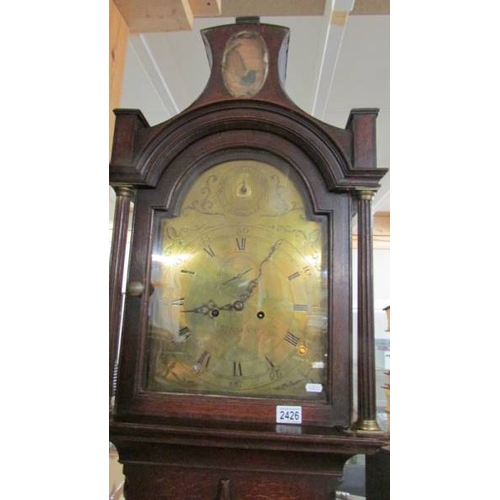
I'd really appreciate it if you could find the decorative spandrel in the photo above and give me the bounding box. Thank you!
[145,160,329,400]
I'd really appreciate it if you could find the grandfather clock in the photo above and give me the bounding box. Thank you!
[109,18,388,500]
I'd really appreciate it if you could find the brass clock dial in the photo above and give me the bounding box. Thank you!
[146,160,329,400]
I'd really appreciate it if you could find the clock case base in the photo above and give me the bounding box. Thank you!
[110,419,388,500]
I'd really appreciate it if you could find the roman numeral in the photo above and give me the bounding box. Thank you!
[236,237,246,251]
[197,350,211,368]
[171,298,185,306]
[233,361,243,377]
[287,271,300,281]
[284,332,299,347]
[179,326,190,337]
[180,269,195,275]
[293,304,308,312]
[203,245,216,258]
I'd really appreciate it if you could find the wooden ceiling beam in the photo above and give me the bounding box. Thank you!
[219,0,326,17]
[113,0,326,33]
[113,0,192,33]
[191,0,222,17]
[112,0,389,35]
[351,0,389,15]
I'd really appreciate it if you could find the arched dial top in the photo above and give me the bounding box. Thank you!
[145,160,329,400]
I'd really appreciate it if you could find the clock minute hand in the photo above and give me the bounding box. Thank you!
[214,241,282,313]
[239,239,283,305]
[221,267,253,286]
[255,239,282,278]
[264,239,282,262]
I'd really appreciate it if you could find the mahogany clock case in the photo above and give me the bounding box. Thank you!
[109,19,389,500]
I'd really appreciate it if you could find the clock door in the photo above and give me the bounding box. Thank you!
[115,140,352,427]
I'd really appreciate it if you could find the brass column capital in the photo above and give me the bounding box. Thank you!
[357,189,375,201]
[113,185,135,199]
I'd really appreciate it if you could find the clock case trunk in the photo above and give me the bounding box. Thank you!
[109,19,388,500]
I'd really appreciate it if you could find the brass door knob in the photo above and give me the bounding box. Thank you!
[126,281,145,297]
[126,281,155,297]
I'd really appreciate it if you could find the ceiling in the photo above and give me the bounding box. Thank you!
[112,0,390,219]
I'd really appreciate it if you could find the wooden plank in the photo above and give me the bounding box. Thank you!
[190,0,221,17]
[351,0,390,15]
[220,0,326,17]
[112,0,327,33]
[113,0,194,33]
[110,0,129,153]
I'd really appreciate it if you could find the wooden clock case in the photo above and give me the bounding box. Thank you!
[109,18,388,500]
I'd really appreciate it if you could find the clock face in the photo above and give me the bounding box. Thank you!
[145,160,329,401]
[222,31,268,98]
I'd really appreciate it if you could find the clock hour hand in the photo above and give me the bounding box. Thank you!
[184,299,242,316]
[183,300,221,317]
